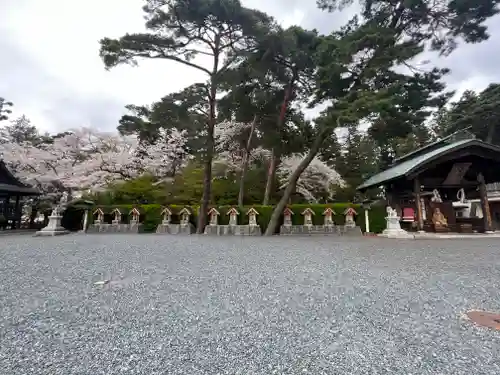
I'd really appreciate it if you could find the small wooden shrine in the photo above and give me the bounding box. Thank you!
[0,160,40,230]
[357,130,500,233]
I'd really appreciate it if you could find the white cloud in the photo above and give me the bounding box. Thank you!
[1,0,499,133]
[450,76,492,101]
[0,0,318,132]
[2,0,181,102]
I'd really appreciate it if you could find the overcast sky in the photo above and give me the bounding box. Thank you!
[1,0,499,133]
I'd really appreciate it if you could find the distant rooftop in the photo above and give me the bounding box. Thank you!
[391,128,476,166]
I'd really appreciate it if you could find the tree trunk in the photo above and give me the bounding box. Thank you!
[197,48,219,233]
[262,149,277,205]
[263,80,294,205]
[197,97,216,233]
[238,115,257,207]
[264,129,327,235]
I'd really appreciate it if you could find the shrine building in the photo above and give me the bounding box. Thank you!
[357,130,500,233]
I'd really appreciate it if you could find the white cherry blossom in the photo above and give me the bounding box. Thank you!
[278,154,345,203]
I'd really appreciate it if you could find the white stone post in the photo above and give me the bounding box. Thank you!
[82,209,88,232]
[364,209,370,233]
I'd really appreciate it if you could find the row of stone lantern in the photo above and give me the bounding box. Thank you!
[86,205,361,235]
[88,207,142,233]
[204,207,259,226]
[90,206,357,225]
[281,207,357,227]
[279,206,361,235]
[93,207,141,224]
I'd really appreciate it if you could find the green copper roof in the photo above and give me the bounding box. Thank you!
[391,129,475,164]
[357,138,482,190]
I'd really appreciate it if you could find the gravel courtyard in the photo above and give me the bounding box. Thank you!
[1,234,500,374]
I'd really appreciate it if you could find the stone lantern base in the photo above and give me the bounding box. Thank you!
[34,215,70,236]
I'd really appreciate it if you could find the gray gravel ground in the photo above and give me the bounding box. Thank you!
[1,234,500,374]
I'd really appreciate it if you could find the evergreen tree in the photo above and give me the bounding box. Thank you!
[264,0,500,234]
[0,97,13,122]
[100,0,274,232]
[432,84,500,145]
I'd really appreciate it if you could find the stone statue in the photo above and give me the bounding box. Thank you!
[60,191,69,205]
[432,207,448,228]
[51,191,69,216]
[51,206,61,216]
[34,191,71,236]
[431,189,442,203]
[386,206,398,218]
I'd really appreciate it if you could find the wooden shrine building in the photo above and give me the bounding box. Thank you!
[357,130,500,233]
[0,160,40,229]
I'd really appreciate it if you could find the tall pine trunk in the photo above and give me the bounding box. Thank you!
[238,115,257,207]
[262,82,293,205]
[264,129,327,235]
[198,96,216,233]
[198,131,214,233]
[197,51,219,233]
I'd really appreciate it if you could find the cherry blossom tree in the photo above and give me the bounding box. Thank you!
[137,128,190,181]
[213,119,345,204]
[2,132,95,194]
[0,126,189,202]
[277,154,345,203]
[213,120,255,170]
[213,119,274,205]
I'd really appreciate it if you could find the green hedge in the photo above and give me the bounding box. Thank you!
[65,202,387,234]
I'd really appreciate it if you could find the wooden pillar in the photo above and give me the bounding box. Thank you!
[0,196,5,230]
[478,173,493,232]
[0,196,5,216]
[4,195,10,214]
[414,176,424,232]
[13,195,20,229]
[385,187,393,207]
[4,195,10,229]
